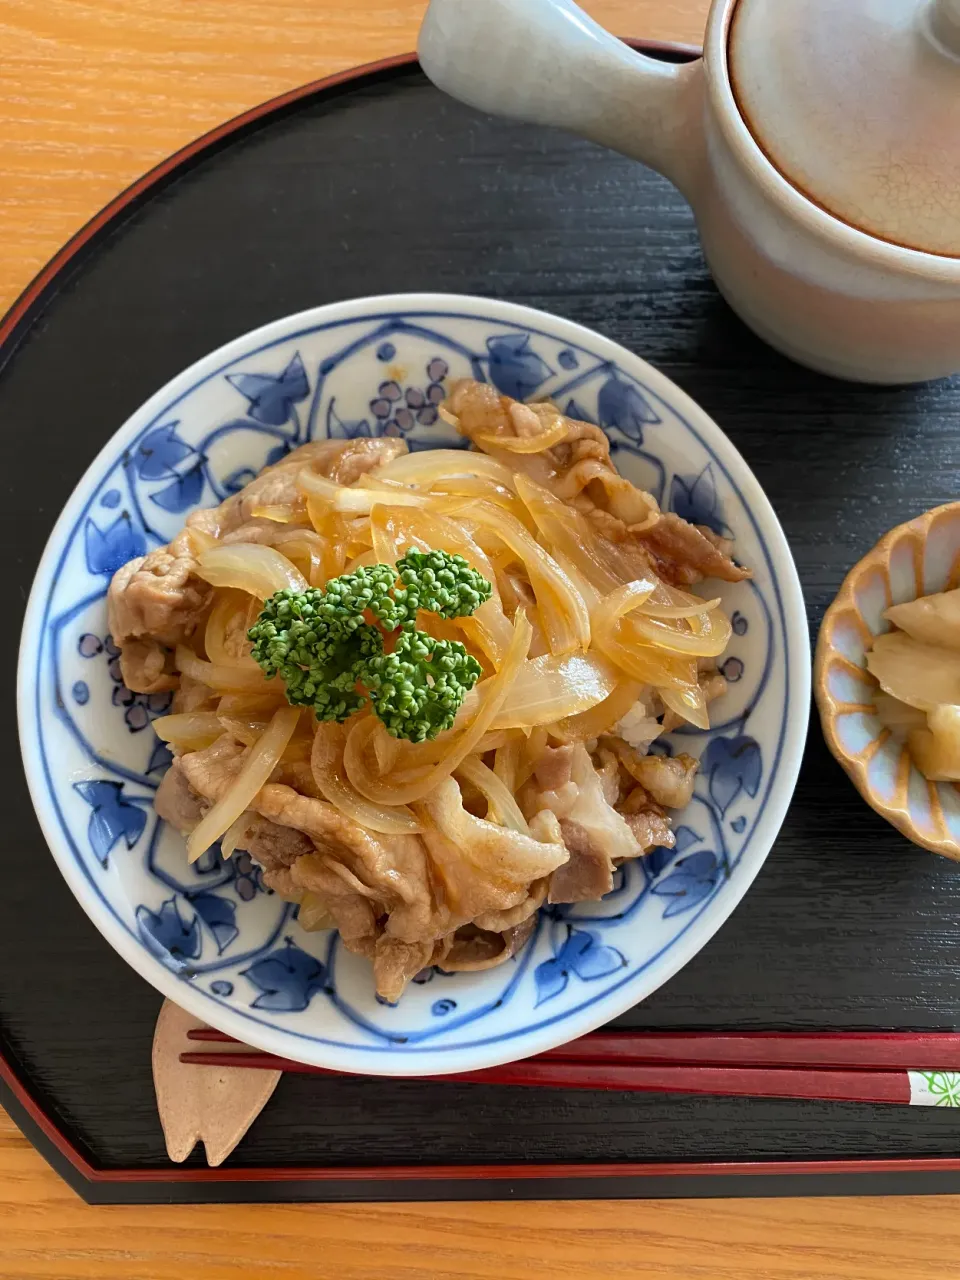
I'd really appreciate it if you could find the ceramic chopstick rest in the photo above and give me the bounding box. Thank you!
[152,999,281,1166]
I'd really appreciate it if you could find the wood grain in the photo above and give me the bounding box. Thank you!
[0,0,701,319]
[3,1112,960,1280]
[3,1,960,1276]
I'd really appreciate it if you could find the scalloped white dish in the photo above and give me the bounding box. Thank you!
[18,293,809,1075]
[816,501,960,860]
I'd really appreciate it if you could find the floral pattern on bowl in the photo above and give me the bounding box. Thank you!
[19,294,809,1076]
[815,501,960,860]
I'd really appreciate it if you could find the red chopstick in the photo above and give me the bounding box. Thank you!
[179,1030,960,1105]
[177,1050,924,1105]
[184,1027,960,1069]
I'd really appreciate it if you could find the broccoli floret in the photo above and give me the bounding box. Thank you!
[320,563,398,627]
[247,587,383,723]
[391,548,492,627]
[247,549,491,741]
[363,629,483,743]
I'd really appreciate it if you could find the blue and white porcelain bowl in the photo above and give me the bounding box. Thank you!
[18,294,809,1075]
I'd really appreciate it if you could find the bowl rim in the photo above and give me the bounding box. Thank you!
[814,500,960,860]
[17,291,811,1075]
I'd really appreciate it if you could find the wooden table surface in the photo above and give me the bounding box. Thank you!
[2,1,959,1276]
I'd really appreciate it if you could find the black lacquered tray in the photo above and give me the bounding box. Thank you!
[6,46,960,1205]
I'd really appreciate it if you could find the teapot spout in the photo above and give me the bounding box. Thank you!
[418,0,704,198]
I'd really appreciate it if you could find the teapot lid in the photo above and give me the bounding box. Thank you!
[730,0,960,257]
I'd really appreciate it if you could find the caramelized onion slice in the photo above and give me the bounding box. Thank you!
[175,645,277,694]
[641,596,722,619]
[475,417,568,453]
[298,469,427,513]
[311,721,422,835]
[515,472,622,592]
[457,500,590,656]
[590,580,657,632]
[376,449,517,491]
[553,678,646,744]
[152,712,223,751]
[186,705,301,862]
[370,506,513,668]
[661,683,710,731]
[195,543,307,598]
[204,590,258,669]
[220,811,256,860]
[591,578,730,660]
[628,610,732,658]
[344,610,533,805]
[489,650,620,729]
[455,754,531,834]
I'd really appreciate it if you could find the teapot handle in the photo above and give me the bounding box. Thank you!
[418,0,704,198]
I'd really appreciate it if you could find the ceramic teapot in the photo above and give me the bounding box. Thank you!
[419,0,960,385]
